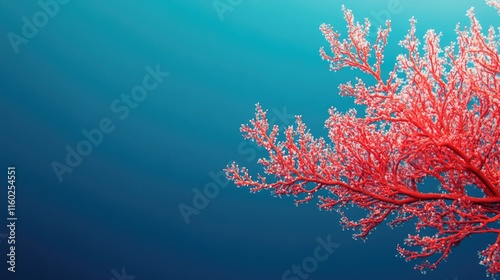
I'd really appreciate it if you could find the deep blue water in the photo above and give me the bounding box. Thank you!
[0,1,499,279]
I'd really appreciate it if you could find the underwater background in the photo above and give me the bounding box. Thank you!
[0,0,498,279]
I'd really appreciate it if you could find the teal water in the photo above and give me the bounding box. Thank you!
[0,0,498,279]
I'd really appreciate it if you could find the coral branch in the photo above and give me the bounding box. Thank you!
[225,1,500,277]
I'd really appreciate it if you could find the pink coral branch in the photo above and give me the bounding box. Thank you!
[225,1,500,277]
[489,0,500,12]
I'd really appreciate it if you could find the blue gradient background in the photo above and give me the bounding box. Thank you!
[0,1,498,279]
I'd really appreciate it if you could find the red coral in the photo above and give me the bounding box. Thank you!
[225,1,500,277]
